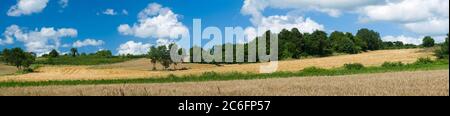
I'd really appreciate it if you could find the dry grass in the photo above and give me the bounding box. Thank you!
[1,70,447,96]
[0,48,434,82]
[0,64,16,76]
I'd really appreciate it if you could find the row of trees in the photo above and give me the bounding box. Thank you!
[181,28,386,62]
[41,48,113,58]
[0,48,35,71]
[180,28,442,63]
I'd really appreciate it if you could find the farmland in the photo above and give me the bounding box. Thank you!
[0,48,448,96]
[0,64,16,76]
[0,70,447,96]
[0,49,433,82]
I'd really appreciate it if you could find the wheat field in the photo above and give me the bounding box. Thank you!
[0,70,447,96]
[0,49,434,82]
[0,64,16,76]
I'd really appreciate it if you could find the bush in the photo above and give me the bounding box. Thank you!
[382,62,404,68]
[344,63,365,70]
[435,34,449,59]
[422,36,435,47]
[302,67,327,73]
[1,48,36,70]
[356,28,383,51]
[415,57,434,65]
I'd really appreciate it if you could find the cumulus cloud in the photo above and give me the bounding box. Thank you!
[359,0,448,22]
[117,3,189,40]
[358,0,449,36]
[103,9,117,16]
[404,18,449,36]
[117,41,152,55]
[72,39,104,48]
[243,15,325,41]
[241,0,327,41]
[241,0,449,37]
[7,0,49,16]
[382,35,422,45]
[241,0,381,24]
[0,26,18,45]
[383,35,447,45]
[1,25,77,56]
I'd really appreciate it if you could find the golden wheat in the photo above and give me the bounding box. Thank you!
[0,70,447,96]
[0,48,435,82]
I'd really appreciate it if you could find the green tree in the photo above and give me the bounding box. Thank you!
[329,31,360,54]
[290,28,305,59]
[70,48,79,57]
[96,50,113,58]
[49,49,59,58]
[422,36,435,47]
[1,48,35,70]
[158,45,172,70]
[356,28,383,51]
[1,49,11,64]
[304,30,332,56]
[435,34,449,59]
[148,46,159,70]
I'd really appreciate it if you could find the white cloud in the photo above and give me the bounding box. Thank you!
[122,9,129,15]
[59,0,69,8]
[260,15,324,33]
[359,0,448,22]
[0,37,13,45]
[243,15,325,42]
[0,25,18,45]
[117,41,152,55]
[7,0,49,16]
[382,35,422,45]
[241,0,449,37]
[103,9,117,16]
[1,25,77,56]
[358,0,449,35]
[118,3,189,40]
[72,39,104,48]
[404,18,449,36]
[241,0,381,24]
[383,35,447,45]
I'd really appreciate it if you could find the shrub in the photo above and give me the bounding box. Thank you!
[302,67,327,73]
[382,62,404,68]
[49,49,59,58]
[1,48,36,70]
[435,34,449,59]
[415,57,434,65]
[422,36,435,47]
[343,63,365,70]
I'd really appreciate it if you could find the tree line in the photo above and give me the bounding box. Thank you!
[1,28,448,71]
[182,28,441,63]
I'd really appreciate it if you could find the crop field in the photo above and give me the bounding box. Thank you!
[0,70,447,96]
[0,64,16,76]
[0,49,434,82]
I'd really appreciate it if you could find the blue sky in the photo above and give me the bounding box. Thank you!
[0,0,448,55]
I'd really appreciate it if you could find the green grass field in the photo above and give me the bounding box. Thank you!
[0,58,447,88]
